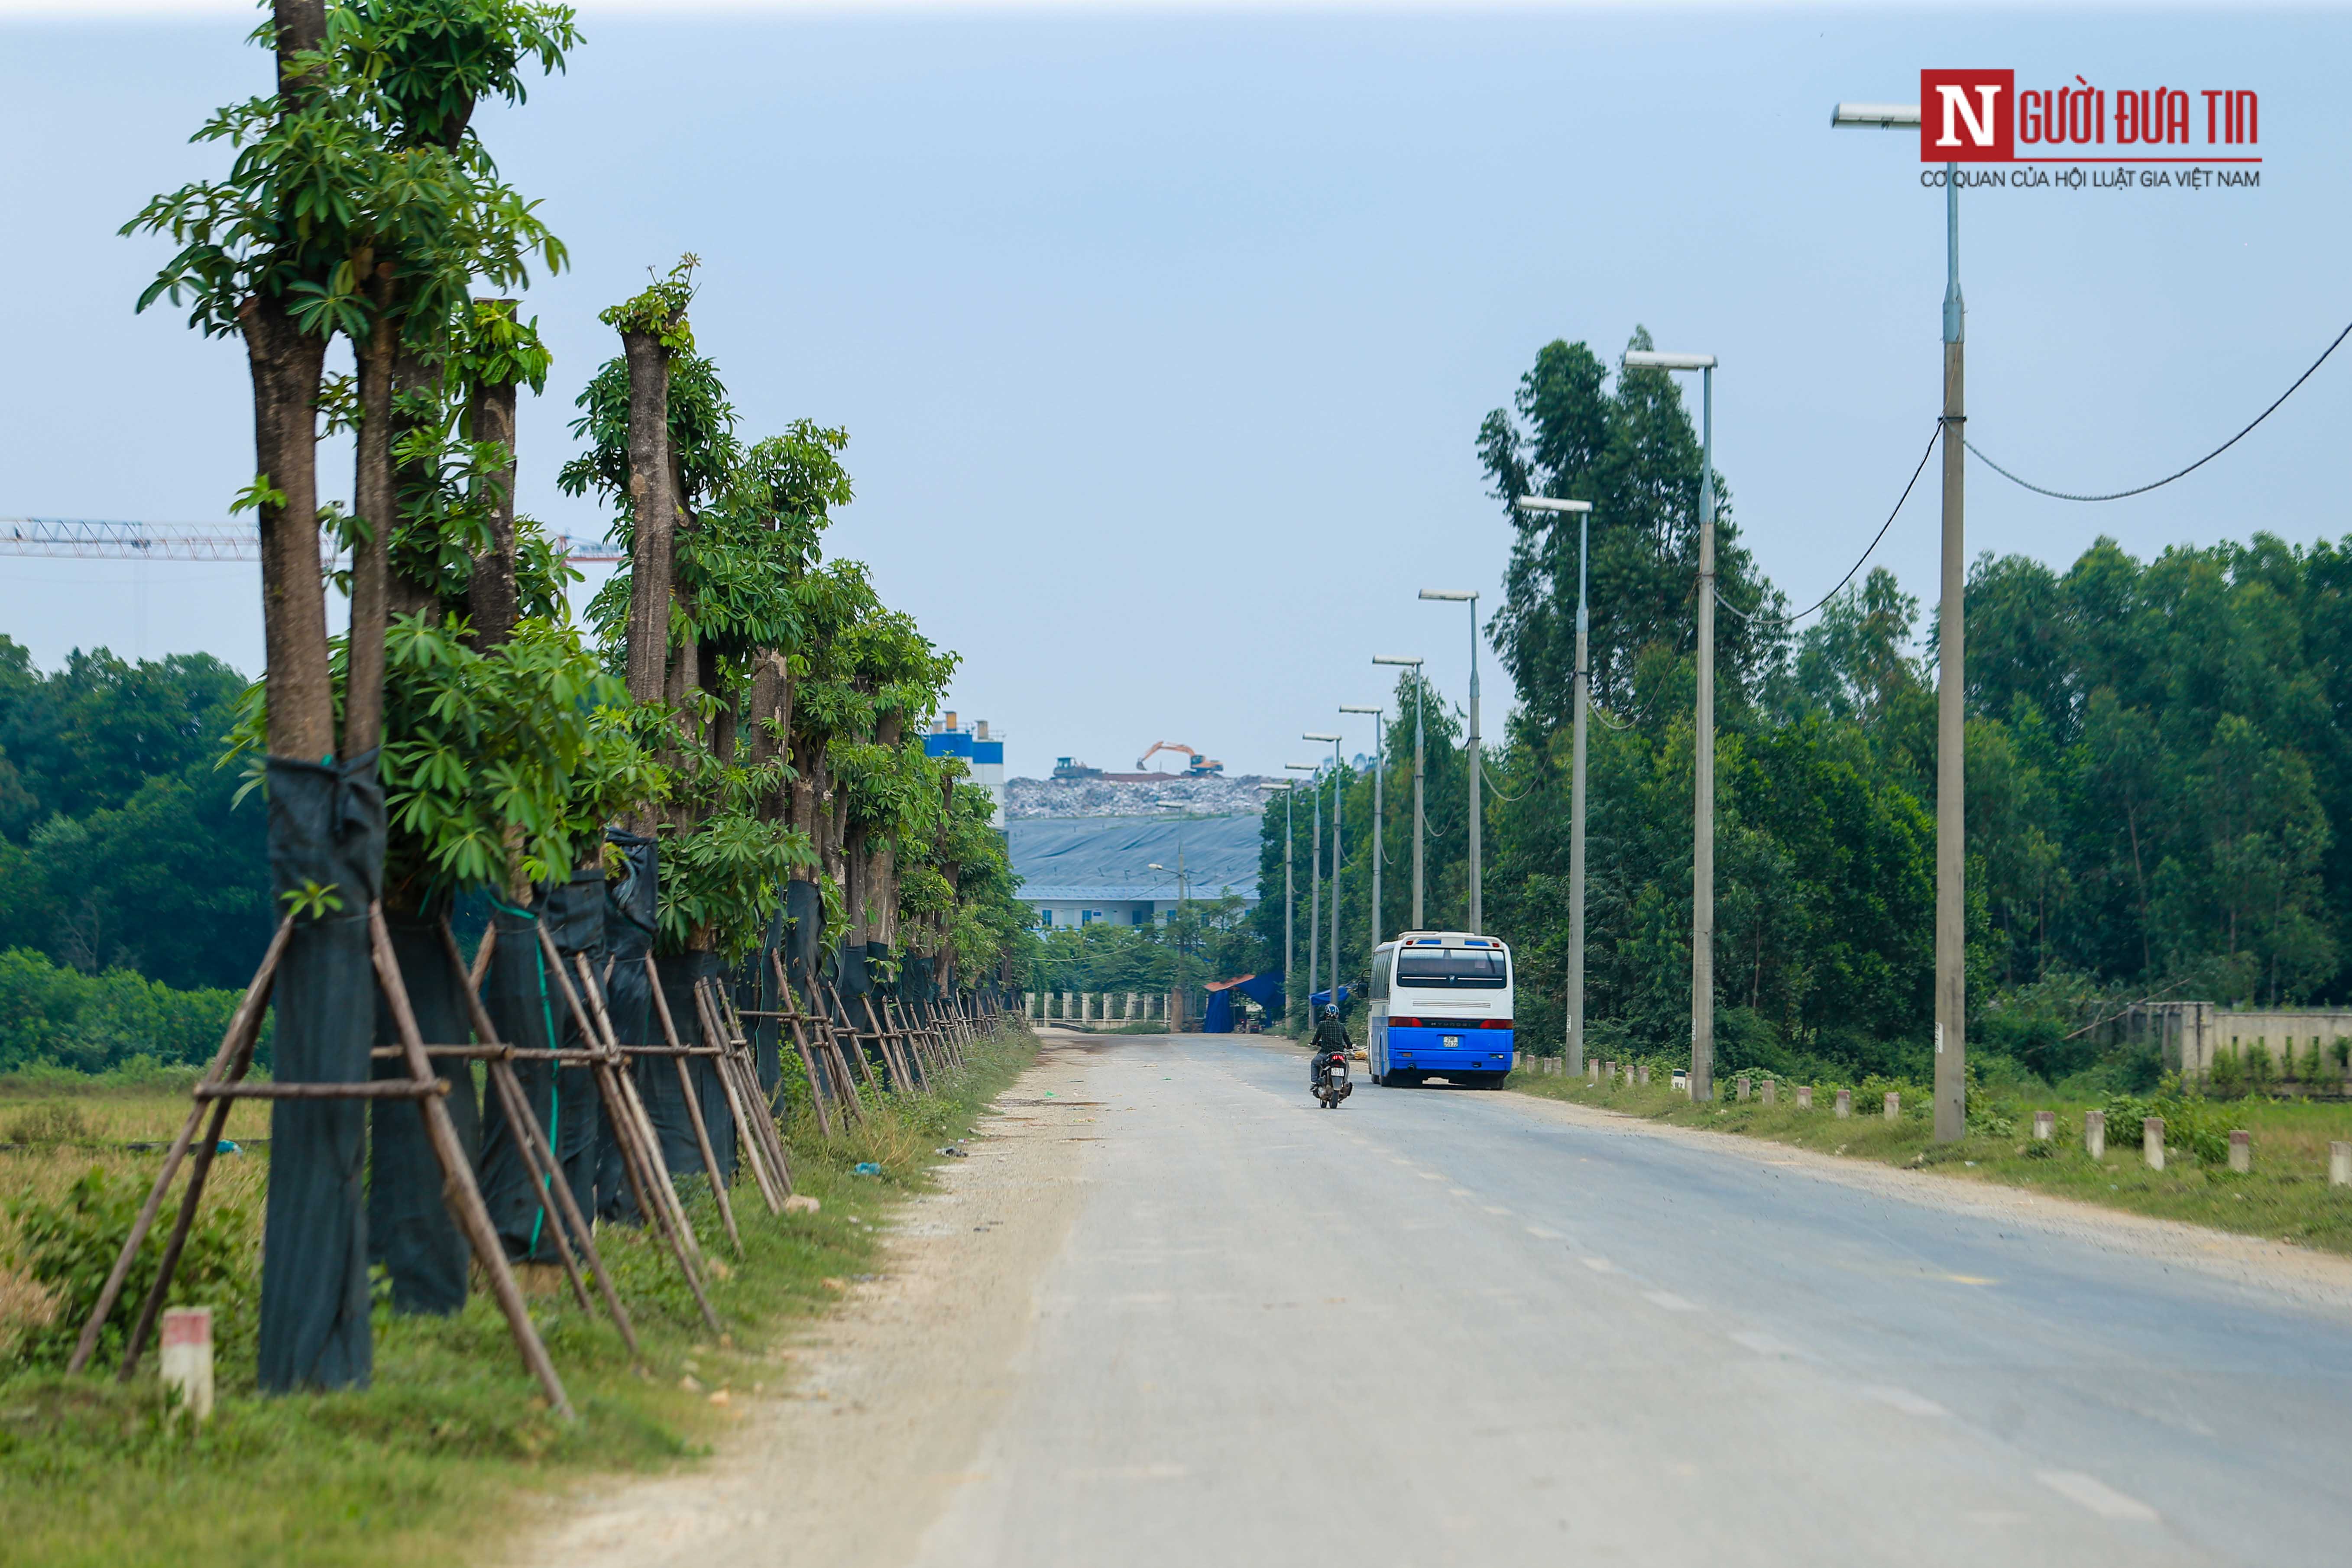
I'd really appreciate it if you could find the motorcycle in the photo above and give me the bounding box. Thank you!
[1314,1047,1352,1109]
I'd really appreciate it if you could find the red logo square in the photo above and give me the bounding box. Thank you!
[1920,69,2015,162]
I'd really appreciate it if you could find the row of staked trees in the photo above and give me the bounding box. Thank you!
[1260,330,2352,1089]
[130,0,1024,1390]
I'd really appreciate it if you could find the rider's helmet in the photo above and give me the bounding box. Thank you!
[1323,1003,1340,1017]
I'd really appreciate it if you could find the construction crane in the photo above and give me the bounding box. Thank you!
[0,518,623,563]
[1135,741,1225,778]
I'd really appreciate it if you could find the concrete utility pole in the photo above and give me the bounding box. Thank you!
[1342,703,1384,960]
[1417,593,1481,932]
[1624,349,1717,1101]
[1374,655,1425,930]
[1832,97,1965,1140]
[1283,785,1296,1007]
[1306,731,1342,1006]
[1513,498,1593,1077]
[1285,762,1316,1022]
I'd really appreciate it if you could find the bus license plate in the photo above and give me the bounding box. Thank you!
[1443,1035,1461,1048]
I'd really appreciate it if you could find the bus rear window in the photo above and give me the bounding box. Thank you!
[1395,951,1507,988]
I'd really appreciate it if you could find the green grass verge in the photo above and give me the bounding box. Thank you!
[0,1025,1037,1568]
[1509,1065,2352,1256]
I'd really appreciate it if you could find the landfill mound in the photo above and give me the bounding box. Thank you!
[1005,775,1271,820]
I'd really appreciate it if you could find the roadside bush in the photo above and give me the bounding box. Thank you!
[2101,1076,2232,1166]
[3,1166,256,1371]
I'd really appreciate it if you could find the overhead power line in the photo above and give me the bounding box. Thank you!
[1966,316,2352,503]
[1714,421,1942,628]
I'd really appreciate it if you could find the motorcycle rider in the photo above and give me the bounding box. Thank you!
[1310,1002,1351,1095]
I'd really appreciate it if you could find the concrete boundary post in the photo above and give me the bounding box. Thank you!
[1834,1089,1851,1119]
[2331,1141,2352,1187]
[2228,1129,2252,1173]
[2032,1110,2054,1141]
[1760,1079,1776,1106]
[1796,1085,1813,1109]
[160,1306,214,1422]
[2143,1117,2165,1171]
[2085,1109,2106,1160]
[1883,1091,1900,1122]
[1736,1075,1752,1101]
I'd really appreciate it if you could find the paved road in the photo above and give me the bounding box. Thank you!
[910,1032,2352,1567]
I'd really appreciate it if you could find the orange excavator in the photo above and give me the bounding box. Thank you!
[1136,742,1225,778]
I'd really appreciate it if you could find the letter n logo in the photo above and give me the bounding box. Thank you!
[1919,69,2015,162]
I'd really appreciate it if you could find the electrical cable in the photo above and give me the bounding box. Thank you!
[1714,422,1941,628]
[1966,317,2352,502]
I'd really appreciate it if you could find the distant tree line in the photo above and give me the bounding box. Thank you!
[1257,331,2352,1089]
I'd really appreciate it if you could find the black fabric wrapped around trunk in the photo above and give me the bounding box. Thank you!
[368,911,479,1314]
[478,860,605,1262]
[653,949,732,1179]
[742,907,784,1109]
[904,955,936,1008]
[257,751,383,1393]
[595,829,657,1222]
[783,878,822,1008]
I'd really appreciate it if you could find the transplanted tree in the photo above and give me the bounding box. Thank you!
[126,0,576,1387]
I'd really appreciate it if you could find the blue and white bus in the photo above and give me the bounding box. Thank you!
[1367,932,1515,1088]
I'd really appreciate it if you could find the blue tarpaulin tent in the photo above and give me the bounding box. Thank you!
[1201,972,1285,1033]
[1309,984,1355,1011]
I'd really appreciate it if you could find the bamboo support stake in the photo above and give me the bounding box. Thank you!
[554,946,720,1332]
[72,914,293,1375]
[709,982,792,1201]
[369,905,573,1419]
[434,919,641,1362]
[767,951,834,1137]
[692,982,781,1212]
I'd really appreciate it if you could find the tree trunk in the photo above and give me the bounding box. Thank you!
[748,652,790,817]
[240,293,334,762]
[619,327,675,706]
[466,298,521,649]
[386,342,441,621]
[343,266,396,761]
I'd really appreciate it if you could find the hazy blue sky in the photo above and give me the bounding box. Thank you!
[4,4,2345,779]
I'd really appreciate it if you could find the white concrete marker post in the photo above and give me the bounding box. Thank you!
[1834,1089,1852,1119]
[2331,1140,2352,1187]
[1761,1079,1776,1106]
[2228,1130,2252,1174]
[1884,1091,1901,1122]
[1736,1075,1752,1101]
[2033,1110,2055,1141]
[160,1306,214,1422]
[2144,1117,2166,1171]
[2086,1109,2106,1160]
[1797,1085,1813,1109]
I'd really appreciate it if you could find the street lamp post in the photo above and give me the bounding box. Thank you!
[1285,762,1319,1021]
[1834,97,1965,1143]
[1417,590,1482,933]
[1306,732,1343,1009]
[1341,704,1384,960]
[1623,348,1718,1101]
[1373,655,1425,929]
[1513,496,1594,1078]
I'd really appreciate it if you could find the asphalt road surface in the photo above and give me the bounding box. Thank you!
[899,1031,2352,1568]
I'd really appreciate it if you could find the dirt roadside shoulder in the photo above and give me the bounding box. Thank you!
[506,1033,1101,1568]
[1506,1090,2352,1316]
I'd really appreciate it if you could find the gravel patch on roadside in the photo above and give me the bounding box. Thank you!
[509,1035,1101,1568]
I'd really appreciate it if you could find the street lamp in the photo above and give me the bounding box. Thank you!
[1514,496,1594,1078]
[1305,731,1343,1009]
[1263,781,1301,1024]
[1286,762,1319,1020]
[1834,94,1966,1143]
[1417,590,1482,933]
[1622,347,1717,1101]
[1374,654,1426,929]
[1340,703,1384,961]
